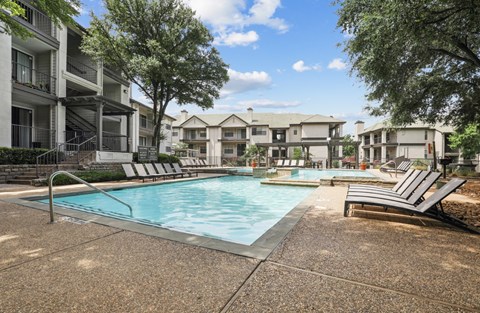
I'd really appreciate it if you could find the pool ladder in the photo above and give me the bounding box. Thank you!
[48,170,133,223]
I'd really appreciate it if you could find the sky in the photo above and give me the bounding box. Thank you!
[75,0,383,135]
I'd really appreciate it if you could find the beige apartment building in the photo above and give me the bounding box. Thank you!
[171,108,346,166]
[355,120,459,164]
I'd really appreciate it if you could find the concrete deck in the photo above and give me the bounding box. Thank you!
[0,177,479,312]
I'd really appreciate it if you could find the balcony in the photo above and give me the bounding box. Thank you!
[13,0,58,46]
[219,135,247,141]
[12,124,55,149]
[140,119,155,131]
[67,56,97,84]
[12,61,56,95]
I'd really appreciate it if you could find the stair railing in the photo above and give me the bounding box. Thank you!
[48,170,132,223]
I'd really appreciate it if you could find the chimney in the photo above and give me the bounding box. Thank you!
[354,120,365,141]
[247,107,253,123]
[181,110,188,122]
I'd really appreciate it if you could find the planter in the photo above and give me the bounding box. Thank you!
[251,161,257,168]
[359,163,367,170]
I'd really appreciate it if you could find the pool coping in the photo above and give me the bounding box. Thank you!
[6,176,318,260]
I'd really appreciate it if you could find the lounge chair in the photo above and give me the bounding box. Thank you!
[122,164,141,180]
[290,160,298,167]
[349,169,420,195]
[344,178,477,233]
[154,163,177,179]
[173,163,198,177]
[284,160,292,167]
[163,163,184,178]
[276,159,285,167]
[144,163,170,180]
[132,164,159,182]
[348,170,429,199]
[180,159,191,168]
[348,171,441,205]
[380,160,413,176]
[297,159,305,168]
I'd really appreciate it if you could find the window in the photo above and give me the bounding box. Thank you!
[199,131,207,138]
[293,129,298,135]
[224,131,234,137]
[139,136,147,146]
[140,114,147,128]
[172,131,178,137]
[200,146,207,154]
[12,49,33,84]
[224,146,234,154]
[165,124,171,130]
[165,146,171,152]
[424,130,428,140]
[252,127,266,136]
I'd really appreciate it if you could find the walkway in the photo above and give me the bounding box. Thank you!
[0,182,479,312]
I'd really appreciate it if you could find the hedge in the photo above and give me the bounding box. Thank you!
[0,147,49,165]
[132,152,180,164]
[51,170,126,186]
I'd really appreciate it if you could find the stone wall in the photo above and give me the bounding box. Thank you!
[0,165,36,184]
[83,162,124,172]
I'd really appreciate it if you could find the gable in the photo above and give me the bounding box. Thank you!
[181,116,208,128]
[219,114,248,127]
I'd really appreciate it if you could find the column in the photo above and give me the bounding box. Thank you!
[96,102,103,151]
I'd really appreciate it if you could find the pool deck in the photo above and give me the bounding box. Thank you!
[1,172,479,312]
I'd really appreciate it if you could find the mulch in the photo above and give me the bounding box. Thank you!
[444,180,480,229]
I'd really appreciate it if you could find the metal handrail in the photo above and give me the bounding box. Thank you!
[48,170,133,223]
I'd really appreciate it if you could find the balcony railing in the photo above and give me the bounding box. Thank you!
[14,0,55,37]
[12,61,56,95]
[221,135,247,141]
[67,56,97,84]
[12,124,55,149]
[183,135,208,141]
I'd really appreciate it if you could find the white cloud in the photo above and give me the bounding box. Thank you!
[328,58,347,70]
[221,69,272,97]
[214,31,259,46]
[185,0,288,46]
[292,60,321,72]
[238,98,301,108]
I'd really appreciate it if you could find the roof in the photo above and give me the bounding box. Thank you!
[129,99,176,121]
[359,119,454,135]
[172,112,345,128]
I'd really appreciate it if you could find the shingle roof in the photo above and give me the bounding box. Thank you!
[172,112,345,128]
[360,120,454,135]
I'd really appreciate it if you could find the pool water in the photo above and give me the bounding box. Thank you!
[285,169,375,180]
[41,176,313,245]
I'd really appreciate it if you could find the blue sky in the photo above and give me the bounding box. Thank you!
[75,0,383,134]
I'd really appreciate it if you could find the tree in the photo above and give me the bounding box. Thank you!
[1,0,80,39]
[337,1,480,129]
[242,144,266,164]
[292,147,302,160]
[449,123,480,160]
[342,134,355,158]
[81,0,229,151]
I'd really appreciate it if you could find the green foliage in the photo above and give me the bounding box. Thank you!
[337,0,480,128]
[0,147,49,164]
[0,0,79,39]
[132,152,179,163]
[242,145,266,162]
[81,0,229,151]
[51,170,126,186]
[448,124,480,159]
[292,147,303,160]
[342,134,355,157]
[333,160,340,168]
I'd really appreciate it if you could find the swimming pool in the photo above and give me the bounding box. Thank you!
[40,176,313,245]
[285,169,375,180]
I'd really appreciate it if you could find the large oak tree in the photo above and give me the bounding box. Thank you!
[81,0,229,150]
[337,0,480,129]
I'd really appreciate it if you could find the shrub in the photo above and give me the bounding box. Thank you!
[51,170,126,186]
[132,152,179,164]
[0,147,49,165]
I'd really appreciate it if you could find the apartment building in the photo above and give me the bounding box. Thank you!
[130,99,175,154]
[1,0,135,163]
[356,120,458,164]
[171,108,346,166]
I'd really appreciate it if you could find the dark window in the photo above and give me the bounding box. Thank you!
[166,146,171,152]
[140,114,147,128]
[424,130,428,140]
[165,124,171,130]
[252,127,266,136]
[12,49,33,84]
[224,131,234,137]
[293,130,297,135]
[172,131,178,137]
[224,148,234,154]
[200,146,207,154]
